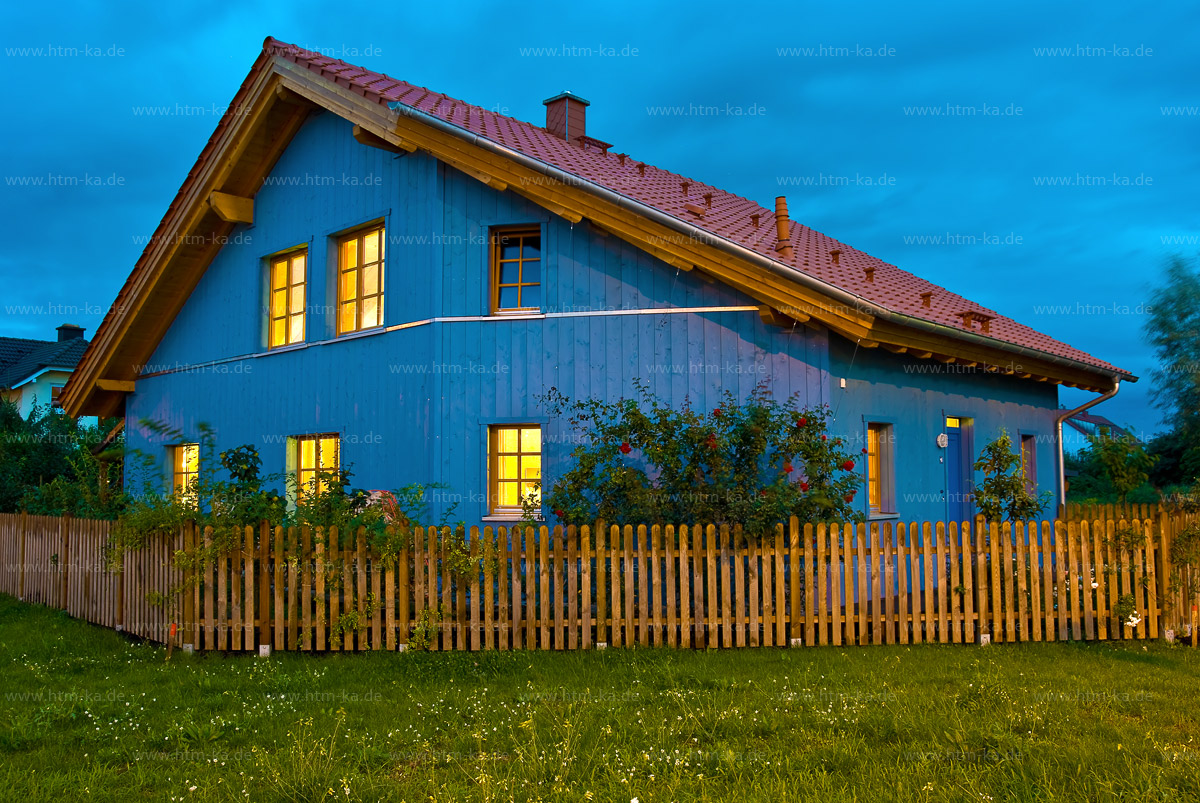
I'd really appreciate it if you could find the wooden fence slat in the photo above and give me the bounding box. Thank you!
[906,522,920,645]
[581,525,592,650]
[540,525,552,649]
[649,524,661,647]
[743,526,755,648]
[1080,521,1095,641]
[678,524,691,649]
[705,524,718,648]
[922,522,935,645]
[802,522,814,646]
[829,523,842,647]
[595,524,606,648]
[870,523,883,646]
[882,522,897,645]
[485,526,496,651]
[1131,520,1147,641]
[389,527,401,650]
[775,524,787,647]
[1054,520,1068,641]
[815,523,826,646]
[665,525,676,648]
[934,521,948,644]
[1015,521,1029,643]
[719,524,733,648]
[611,525,623,648]
[554,525,566,651]
[1001,522,1015,643]
[470,528,481,652]
[1143,519,1159,640]
[854,523,867,646]
[520,527,532,651]
[626,524,637,648]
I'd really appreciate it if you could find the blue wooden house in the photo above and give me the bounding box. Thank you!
[63,38,1134,524]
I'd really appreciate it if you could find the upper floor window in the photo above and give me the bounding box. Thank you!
[489,424,541,515]
[268,249,307,349]
[50,385,64,409]
[173,443,200,506]
[337,224,385,335]
[866,422,896,516]
[491,228,541,313]
[294,433,340,503]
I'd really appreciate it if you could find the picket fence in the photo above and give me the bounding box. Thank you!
[1,512,1196,652]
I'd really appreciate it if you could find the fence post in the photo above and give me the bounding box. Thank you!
[17,511,28,601]
[59,514,70,610]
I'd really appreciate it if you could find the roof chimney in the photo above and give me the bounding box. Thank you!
[56,324,85,342]
[542,91,590,140]
[773,196,794,260]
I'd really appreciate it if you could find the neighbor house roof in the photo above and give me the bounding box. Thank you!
[0,336,89,390]
[1064,411,1134,441]
[62,37,1133,417]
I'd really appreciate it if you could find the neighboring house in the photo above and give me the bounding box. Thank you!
[1,325,95,425]
[1062,411,1136,456]
[62,38,1135,523]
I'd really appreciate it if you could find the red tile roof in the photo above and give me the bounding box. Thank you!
[263,39,1127,377]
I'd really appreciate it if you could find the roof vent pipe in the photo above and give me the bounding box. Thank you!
[774,196,794,259]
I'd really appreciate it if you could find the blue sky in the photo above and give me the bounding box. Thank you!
[1,1,1196,436]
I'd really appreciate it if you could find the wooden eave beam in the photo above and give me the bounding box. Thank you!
[758,305,810,327]
[274,84,318,108]
[208,191,254,224]
[95,379,135,393]
[352,124,415,154]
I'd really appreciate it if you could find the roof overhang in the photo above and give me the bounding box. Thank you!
[64,44,1131,417]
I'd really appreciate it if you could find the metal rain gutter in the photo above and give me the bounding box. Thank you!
[1054,379,1122,512]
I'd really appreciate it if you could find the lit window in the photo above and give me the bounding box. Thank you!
[866,422,895,516]
[268,249,307,348]
[337,224,385,334]
[1020,433,1037,493]
[173,443,200,505]
[295,434,340,502]
[492,228,541,313]
[945,416,960,429]
[489,425,541,514]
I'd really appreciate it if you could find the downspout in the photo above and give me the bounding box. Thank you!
[1054,379,1121,514]
[384,102,1136,384]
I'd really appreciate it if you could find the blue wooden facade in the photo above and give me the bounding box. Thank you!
[125,110,1060,523]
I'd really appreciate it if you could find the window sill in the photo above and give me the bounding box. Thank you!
[868,512,901,521]
[482,514,537,523]
[335,326,387,341]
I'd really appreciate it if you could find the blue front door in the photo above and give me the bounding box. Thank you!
[946,417,974,524]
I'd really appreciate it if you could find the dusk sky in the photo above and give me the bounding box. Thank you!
[2,1,1196,436]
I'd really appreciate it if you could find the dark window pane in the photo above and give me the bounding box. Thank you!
[498,286,520,309]
[499,237,521,260]
[522,236,540,258]
[499,261,521,284]
[521,285,540,309]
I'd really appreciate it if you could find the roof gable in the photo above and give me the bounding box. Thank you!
[62,37,1132,416]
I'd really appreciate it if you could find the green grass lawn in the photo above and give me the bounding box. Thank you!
[1,594,1199,802]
